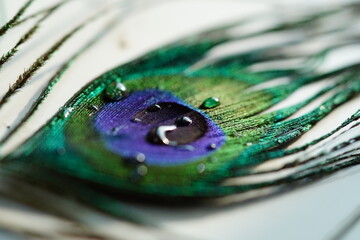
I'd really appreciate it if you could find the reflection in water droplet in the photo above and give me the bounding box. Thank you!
[148,125,178,146]
[63,107,74,118]
[176,116,193,126]
[201,97,220,109]
[137,165,148,176]
[197,163,206,173]
[105,82,127,101]
[147,104,161,112]
[131,118,141,123]
[136,153,146,163]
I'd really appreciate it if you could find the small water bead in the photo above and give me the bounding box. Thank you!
[88,105,99,116]
[110,126,121,135]
[197,163,206,173]
[201,97,221,109]
[137,165,148,176]
[131,118,141,123]
[175,116,192,126]
[89,105,99,111]
[56,147,66,156]
[246,142,253,147]
[105,82,127,101]
[63,107,74,118]
[136,153,146,163]
[208,143,217,150]
[147,104,161,112]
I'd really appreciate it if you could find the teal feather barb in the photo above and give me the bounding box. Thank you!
[0,1,360,231]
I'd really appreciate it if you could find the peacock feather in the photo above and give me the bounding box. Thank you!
[0,0,360,239]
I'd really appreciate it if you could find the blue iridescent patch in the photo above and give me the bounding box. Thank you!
[94,89,225,166]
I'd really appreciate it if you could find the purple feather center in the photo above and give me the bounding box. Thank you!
[94,89,225,166]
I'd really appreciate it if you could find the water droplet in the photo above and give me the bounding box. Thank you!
[131,118,141,123]
[208,143,217,150]
[137,165,148,176]
[56,147,66,156]
[105,82,127,101]
[147,104,161,112]
[197,163,206,173]
[201,97,220,109]
[277,139,284,144]
[320,105,325,111]
[63,107,74,118]
[89,105,99,111]
[110,127,121,135]
[246,142,253,147]
[136,153,146,163]
[175,116,192,126]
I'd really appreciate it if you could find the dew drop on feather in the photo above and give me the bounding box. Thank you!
[63,107,74,118]
[147,104,162,112]
[201,97,220,109]
[105,82,127,101]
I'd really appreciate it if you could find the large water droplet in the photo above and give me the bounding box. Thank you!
[105,82,127,101]
[201,97,220,109]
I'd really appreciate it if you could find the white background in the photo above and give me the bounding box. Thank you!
[1,0,360,239]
